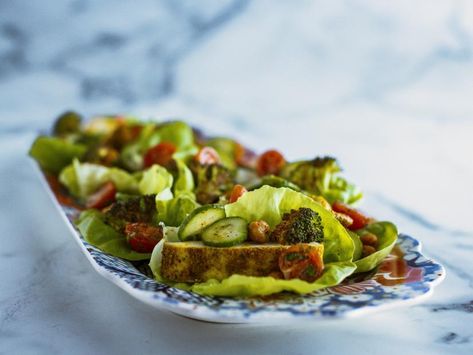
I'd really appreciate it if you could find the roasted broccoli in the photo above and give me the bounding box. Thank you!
[191,163,234,204]
[249,175,301,191]
[103,194,157,232]
[53,111,82,136]
[282,156,362,205]
[283,156,339,194]
[270,208,324,244]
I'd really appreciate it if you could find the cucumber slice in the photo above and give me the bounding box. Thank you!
[201,217,248,247]
[178,205,226,241]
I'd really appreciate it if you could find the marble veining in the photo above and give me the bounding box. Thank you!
[1,1,473,354]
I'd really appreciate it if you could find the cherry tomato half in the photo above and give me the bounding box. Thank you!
[278,244,324,282]
[256,149,286,177]
[85,181,117,209]
[332,201,369,230]
[124,223,163,253]
[235,143,257,169]
[143,142,177,168]
[228,184,248,203]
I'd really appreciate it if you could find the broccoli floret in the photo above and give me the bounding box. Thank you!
[191,163,234,204]
[270,208,324,244]
[311,156,340,170]
[103,194,157,232]
[53,111,82,136]
[285,156,341,195]
[280,156,362,204]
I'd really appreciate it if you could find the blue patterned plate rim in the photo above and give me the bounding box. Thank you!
[33,162,446,323]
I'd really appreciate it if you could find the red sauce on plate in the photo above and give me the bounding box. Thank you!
[374,246,423,286]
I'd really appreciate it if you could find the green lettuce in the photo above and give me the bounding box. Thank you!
[141,161,197,226]
[205,137,237,170]
[29,136,86,174]
[190,262,356,296]
[59,159,176,201]
[118,123,156,171]
[138,164,173,200]
[281,158,362,205]
[173,159,195,194]
[354,221,398,273]
[76,209,151,260]
[119,121,198,171]
[156,192,199,227]
[59,159,138,199]
[324,175,363,205]
[155,121,195,151]
[143,121,198,161]
[348,231,363,261]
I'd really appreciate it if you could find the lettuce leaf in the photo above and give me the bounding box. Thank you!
[324,175,363,205]
[138,164,173,200]
[205,137,237,170]
[76,209,151,261]
[173,159,195,194]
[145,121,198,161]
[29,136,86,174]
[354,221,398,273]
[348,231,363,261]
[119,121,198,171]
[155,121,195,149]
[281,159,362,205]
[59,159,138,199]
[118,123,156,171]
[225,186,355,263]
[156,192,199,227]
[60,160,176,203]
[190,262,356,296]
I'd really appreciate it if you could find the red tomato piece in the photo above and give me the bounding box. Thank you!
[194,146,221,165]
[235,143,257,169]
[228,184,248,203]
[278,244,323,282]
[332,201,369,230]
[256,149,286,176]
[85,182,116,209]
[143,142,177,168]
[124,223,163,253]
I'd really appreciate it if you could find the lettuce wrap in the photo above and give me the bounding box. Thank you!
[59,160,176,201]
[150,186,357,296]
[59,159,138,199]
[76,209,151,261]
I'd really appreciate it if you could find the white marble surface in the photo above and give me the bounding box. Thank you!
[1,0,473,354]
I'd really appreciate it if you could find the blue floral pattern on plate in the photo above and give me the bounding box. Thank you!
[37,166,446,323]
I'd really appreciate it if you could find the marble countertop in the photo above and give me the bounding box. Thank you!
[1,0,473,354]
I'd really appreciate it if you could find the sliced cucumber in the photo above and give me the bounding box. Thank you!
[201,217,248,247]
[178,205,226,241]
